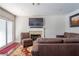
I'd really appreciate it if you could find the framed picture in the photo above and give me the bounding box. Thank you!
[70,13,79,27]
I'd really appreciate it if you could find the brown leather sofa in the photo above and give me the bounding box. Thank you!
[32,32,79,56]
[56,32,79,38]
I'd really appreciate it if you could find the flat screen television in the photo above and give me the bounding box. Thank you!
[29,18,43,28]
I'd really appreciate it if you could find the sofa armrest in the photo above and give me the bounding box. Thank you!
[32,50,39,56]
[22,38,33,48]
[32,45,39,56]
[56,35,64,38]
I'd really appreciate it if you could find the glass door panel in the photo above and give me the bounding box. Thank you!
[0,19,6,47]
[7,21,13,43]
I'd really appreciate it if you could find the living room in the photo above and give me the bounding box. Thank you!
[0,3,79,56]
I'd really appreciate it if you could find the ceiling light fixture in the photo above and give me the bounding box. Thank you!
[32,3,40,5]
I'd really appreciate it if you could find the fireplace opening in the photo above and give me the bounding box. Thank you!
[31,34,41,41]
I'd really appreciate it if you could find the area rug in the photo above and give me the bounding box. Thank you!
[10,45,32,56]
[0,42,19,54]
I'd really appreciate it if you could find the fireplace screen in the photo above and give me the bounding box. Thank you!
[31,34,41,41]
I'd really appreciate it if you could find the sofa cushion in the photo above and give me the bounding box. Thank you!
[64,32,79,38]
[21,32,30,39]
[63,38,79,43]
[64,32,70,38]
[38,38,63,43]
[69,33,79,38]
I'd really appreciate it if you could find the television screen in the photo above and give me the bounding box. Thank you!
[29,18,43,28]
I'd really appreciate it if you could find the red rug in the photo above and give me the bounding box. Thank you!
[0,42,19,54]
[22,48,31,55]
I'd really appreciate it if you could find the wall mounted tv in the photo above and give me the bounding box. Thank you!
[29,18,43,28]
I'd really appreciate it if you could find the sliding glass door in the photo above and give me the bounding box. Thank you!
[7,21,13,43]
[0,19,13,48]
[0,19,6,47]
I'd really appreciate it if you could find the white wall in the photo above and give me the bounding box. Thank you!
[15,16,29,42]
[65,9,79,33]
[15,15,65,42]
[45,15,65,38]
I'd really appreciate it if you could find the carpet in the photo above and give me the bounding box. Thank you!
[0,42,19,54]
[10,45,32,56]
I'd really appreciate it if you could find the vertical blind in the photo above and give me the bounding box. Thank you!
[0,7,16,48]
[0,7,16,21]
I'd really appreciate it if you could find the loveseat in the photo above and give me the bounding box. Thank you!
[32,32,79,56]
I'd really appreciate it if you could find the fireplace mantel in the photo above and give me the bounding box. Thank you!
[30,31,42,35]
[29,28,45,38]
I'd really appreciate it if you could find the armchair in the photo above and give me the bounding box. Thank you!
[21,32,33,48]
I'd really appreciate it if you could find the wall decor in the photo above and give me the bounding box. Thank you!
[70,13,79,27]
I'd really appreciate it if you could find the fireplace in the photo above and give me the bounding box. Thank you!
[31,34,41,41]
[29,31,43,41]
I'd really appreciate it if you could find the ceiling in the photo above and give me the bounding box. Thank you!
[0,3,79,16]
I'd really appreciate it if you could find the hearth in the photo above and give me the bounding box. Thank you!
[31,34,41,41]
